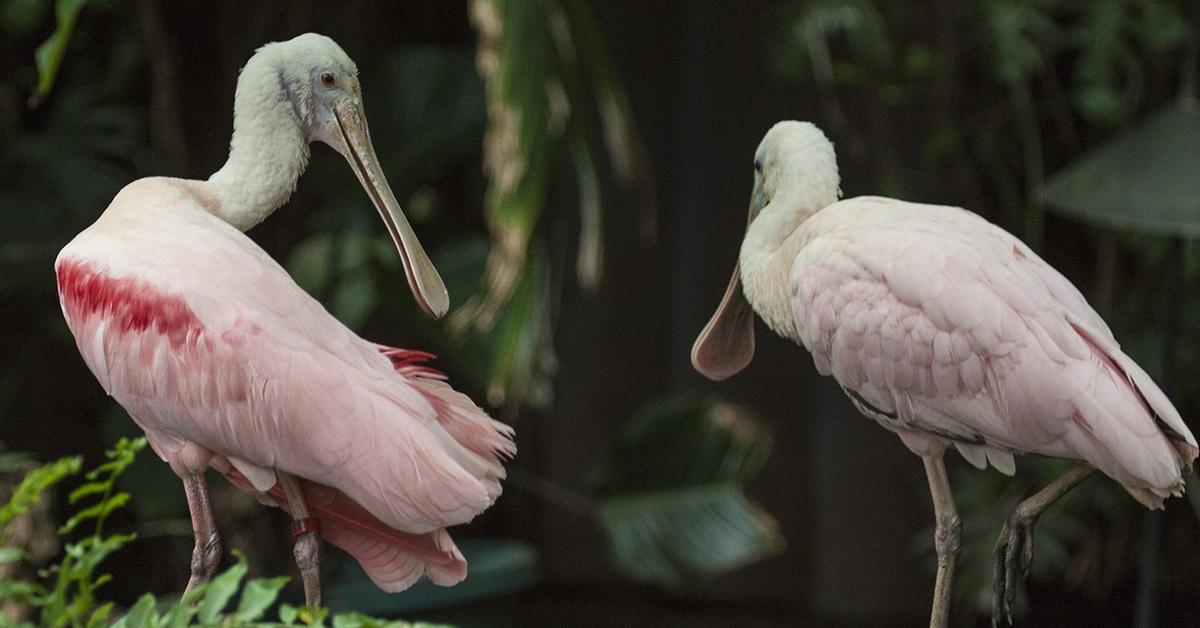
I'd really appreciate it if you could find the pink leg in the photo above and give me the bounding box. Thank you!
[279,472,322,608]
[182,472,221,592]
[922,454,960,628]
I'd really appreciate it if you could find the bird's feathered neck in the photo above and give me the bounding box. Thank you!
[738,144,840,341]
[207,52,311,231]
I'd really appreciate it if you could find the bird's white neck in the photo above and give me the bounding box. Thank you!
[207,78,310,231]
[739,177,838,341]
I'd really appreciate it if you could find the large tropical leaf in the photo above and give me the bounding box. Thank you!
[591,396,783,587]
[460,0,654,411]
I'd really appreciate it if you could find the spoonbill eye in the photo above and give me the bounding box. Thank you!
[320,72,336,87]
[754,158,763,173]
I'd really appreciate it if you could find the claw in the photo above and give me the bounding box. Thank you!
[992,515,1036,626]
[990,465,1093,627]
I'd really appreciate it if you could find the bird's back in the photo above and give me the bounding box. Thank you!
[787,196,1196,506]
[56,178,515,585]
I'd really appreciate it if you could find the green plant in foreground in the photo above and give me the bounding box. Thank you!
[0,439,448,627]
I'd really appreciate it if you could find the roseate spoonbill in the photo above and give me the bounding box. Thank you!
[55,34,515,607]
[692,121,1197,627]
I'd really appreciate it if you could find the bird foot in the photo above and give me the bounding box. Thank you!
[294,529,322,608]
[992,513,1036,626]
[185,529,221,593]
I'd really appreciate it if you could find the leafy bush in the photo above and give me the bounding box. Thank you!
[0,439,448,628]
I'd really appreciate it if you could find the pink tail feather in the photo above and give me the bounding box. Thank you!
[219,349,512,591]
[224,468,467,591]
[380,347,516,493]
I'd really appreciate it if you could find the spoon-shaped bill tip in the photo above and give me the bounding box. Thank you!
[691,264,755,381]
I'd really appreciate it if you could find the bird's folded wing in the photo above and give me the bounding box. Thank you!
[58,198,510,534]
[790,198,1194,492]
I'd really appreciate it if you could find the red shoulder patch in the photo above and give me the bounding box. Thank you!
[56,259,203,346]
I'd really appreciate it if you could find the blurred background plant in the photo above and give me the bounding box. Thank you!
[454,0,655,411]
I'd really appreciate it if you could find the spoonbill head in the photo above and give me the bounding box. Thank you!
[691,121,840,380]
[211,33,448,318]
[692,120,1196,626]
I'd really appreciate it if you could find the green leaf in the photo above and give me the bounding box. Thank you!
[0,546,26,564]
[33,0,88,97]
[568,127,603,292]
[278,603,299,625]
[160,606,196,628]
[67,479,112,504]
[160,587,200,628]
[0,455,81,532]
[330,613,446,628]
[593,396,772,495]
[85,600,113,627]
[0,578,40,602]
[58,491,130,534]
[297,604,330,625]
[195,550,248,624]
[591,396,781,586]
[234,576,289,623]
[109,593,157,628]
[597,483,783,587]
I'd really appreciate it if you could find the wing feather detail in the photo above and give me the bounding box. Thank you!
[790,197,1194,500]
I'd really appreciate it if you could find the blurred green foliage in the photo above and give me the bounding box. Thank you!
[33,0,88,99]
[457,0,654,410]
[770,0,1191,247]
[591,396,783,587]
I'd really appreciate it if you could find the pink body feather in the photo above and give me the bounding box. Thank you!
[788,196,1196,507]
[56,177,514,591]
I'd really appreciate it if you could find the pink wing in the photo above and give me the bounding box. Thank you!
[56,179,514,588]
[792,196,1196,507]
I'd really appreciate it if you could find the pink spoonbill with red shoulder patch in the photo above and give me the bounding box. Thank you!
[55,33,514,607]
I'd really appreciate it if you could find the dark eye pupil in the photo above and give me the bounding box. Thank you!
[754,159,763,173]
[321,72,335,86]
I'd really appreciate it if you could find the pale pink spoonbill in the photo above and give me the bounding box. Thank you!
[692,121,1196,627]
[55,34,515,606]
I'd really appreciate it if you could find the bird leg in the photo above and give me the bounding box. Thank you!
[922,454,961,628]
[182,472,221,593]
[278,472,322,608]
[992,464,1094,626]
